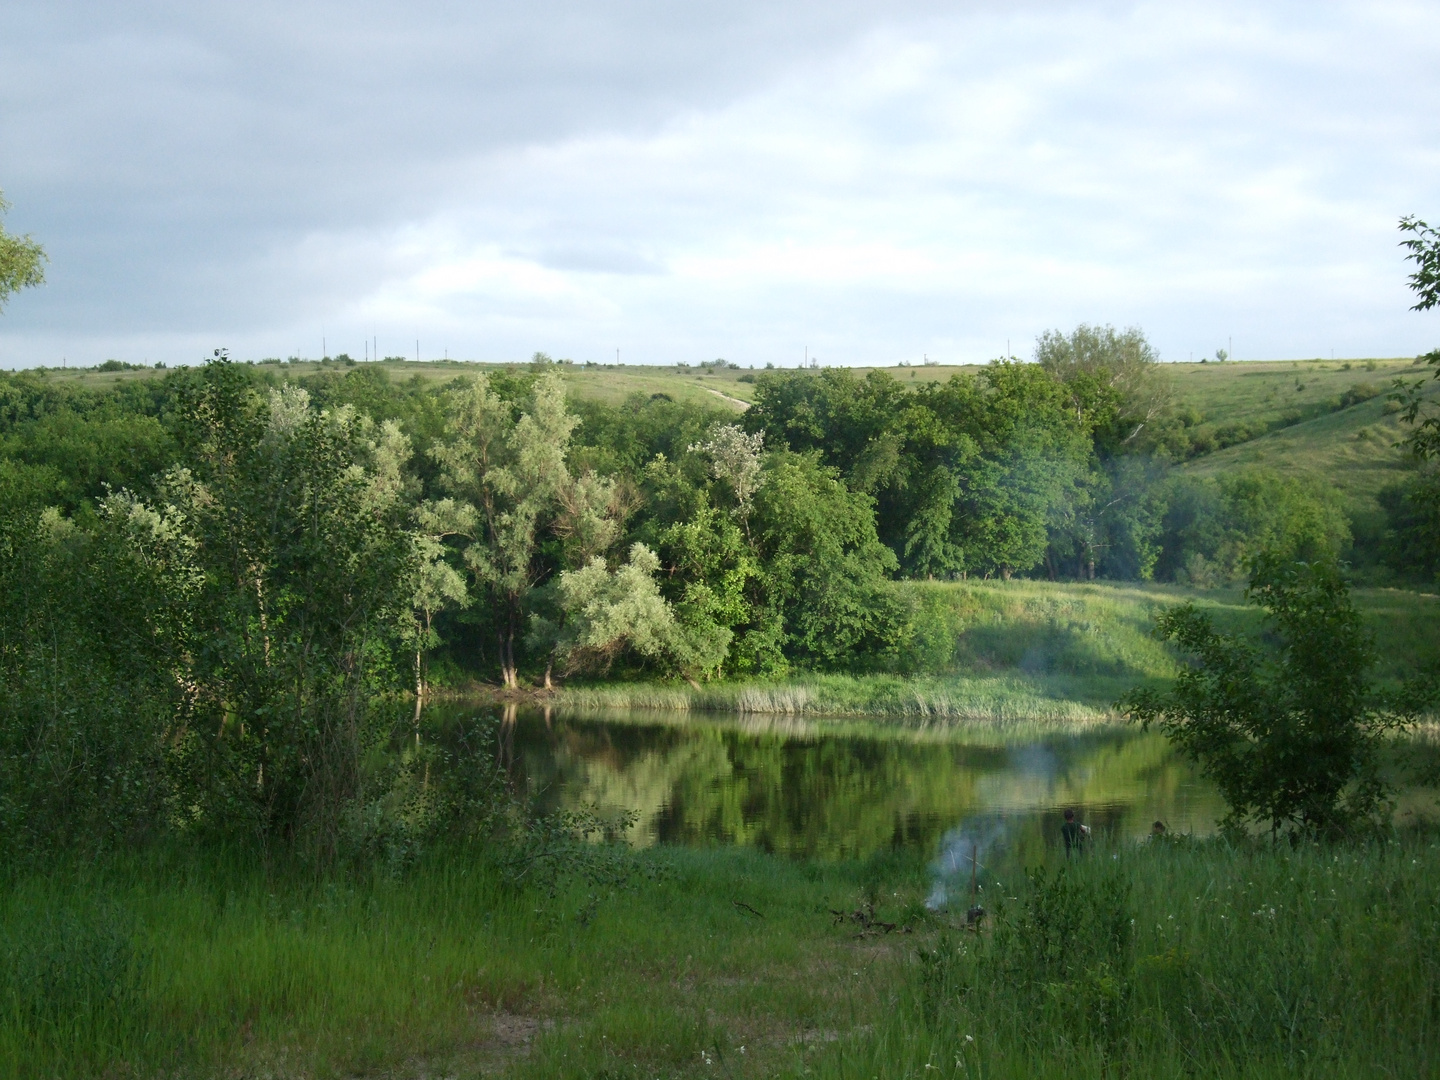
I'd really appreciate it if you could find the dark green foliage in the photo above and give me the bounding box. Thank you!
[1399,214,1440,312]
[1154,469,1350,585]
[1395,216,1440,461]
[1379,469,1440,581]
[745,362,1090,578]
[750,452,906,669]
[0,468,182,858]
[0,901,148,1071]
[168,361,415,848]
[1120,556,1419,835]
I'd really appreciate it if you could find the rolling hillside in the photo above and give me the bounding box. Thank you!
[17,352,1439,515]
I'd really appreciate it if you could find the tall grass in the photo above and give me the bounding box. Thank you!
[556,673,1115,724]
[3,833,1436,1078]
[812,834,1440,1080]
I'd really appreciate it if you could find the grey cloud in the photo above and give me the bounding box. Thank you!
[1,1,1438,367]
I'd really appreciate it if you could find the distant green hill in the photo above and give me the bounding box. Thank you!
[21,352,1439,515]
[1170,357,1436,512]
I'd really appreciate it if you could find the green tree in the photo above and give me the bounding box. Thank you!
[162,363,415,849]
[1035,324,1172,454]
[405,535,469,701]
[744,364,1090,579]
[528,542,683,677]
[1379,472,1440,582]
[1155,469,1350,585]
[635,453,769,678]
[1395,216,1440,460]
[0,488,185,856]
[1120,555,1418,836]
[750,452,906,669]
[0,191,46,312]
[424,372,621,687]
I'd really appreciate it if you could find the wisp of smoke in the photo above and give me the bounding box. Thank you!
[926,812,1011,912]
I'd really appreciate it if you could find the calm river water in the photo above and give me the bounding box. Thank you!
[426,703,1226,862]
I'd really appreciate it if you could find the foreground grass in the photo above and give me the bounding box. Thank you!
[0,844,918,1079]
[3,833,1437,1079]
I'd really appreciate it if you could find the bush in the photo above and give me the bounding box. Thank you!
[1120,555,1423,836]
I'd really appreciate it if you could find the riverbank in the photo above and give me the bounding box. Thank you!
[552,672,1126,724]
[467,580,1437,723]
[3,833,1436,1078]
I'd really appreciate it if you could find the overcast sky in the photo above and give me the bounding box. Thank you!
[2,0,1438,368]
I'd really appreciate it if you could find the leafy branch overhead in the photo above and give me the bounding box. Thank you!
[1394,216,1440,462]
[0,191,47,313]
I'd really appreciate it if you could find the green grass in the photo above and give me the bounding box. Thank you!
[814,833,1440,1079]
[551,580,1440,721]
[1177,357,1440,513]
[4,832,1436,1078]
[555,674,1116,725]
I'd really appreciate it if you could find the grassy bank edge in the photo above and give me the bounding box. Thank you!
[547,672,1135,725]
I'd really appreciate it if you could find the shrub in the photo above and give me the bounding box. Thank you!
[1120,555,1423,836]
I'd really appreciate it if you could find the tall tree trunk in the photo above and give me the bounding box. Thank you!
[499,625,518,689]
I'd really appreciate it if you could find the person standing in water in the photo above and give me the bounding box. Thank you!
[1061,809,1089,856]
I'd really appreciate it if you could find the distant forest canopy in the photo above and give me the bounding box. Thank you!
[0,328,1435,692]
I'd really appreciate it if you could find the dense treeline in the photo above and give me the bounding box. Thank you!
[1,333,1434,853]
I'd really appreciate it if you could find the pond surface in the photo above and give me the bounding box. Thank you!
[427,703,1226,863]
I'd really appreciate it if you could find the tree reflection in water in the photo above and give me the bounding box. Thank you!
[421,702,1225,861]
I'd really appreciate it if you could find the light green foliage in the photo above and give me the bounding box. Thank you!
[690,421,765,511]
[0,191,46,312]
[1035,323,1171,452]
[405,534,469,693]
[530,542,686,676]
[555,580,1434,719]
[425,371,630,685]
